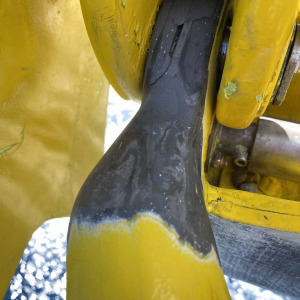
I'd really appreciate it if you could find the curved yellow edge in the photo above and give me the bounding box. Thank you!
[205,185,300,232]
[0,0,108,297]
[80,0,162,100]
[67,213,230,300]
[216,0,300,129]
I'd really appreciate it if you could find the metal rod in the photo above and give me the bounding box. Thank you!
[248,117,300,183]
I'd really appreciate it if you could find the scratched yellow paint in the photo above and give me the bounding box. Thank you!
[80,0,162,100]
[202,8,300,234]
[67,213,230,300]
[216,0,300,129]
[203,73,300,233]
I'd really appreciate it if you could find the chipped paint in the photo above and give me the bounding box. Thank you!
[68,213,230,299]
[216,0,299,128]
[223,81,237,99]
[80,0,163,99]
[256,94,263,102]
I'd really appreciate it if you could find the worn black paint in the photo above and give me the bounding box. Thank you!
[70,0,224,256]
[210,215,300,298]
[69,1,300,297]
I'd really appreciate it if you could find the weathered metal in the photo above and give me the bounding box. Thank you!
[273,24,300,105]
[248,117,300,182]
[80,0,162,100]
[208,116,300,183]
[67,0,230,299]
[1,0,300,298]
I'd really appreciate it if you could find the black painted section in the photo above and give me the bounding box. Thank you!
[210,215,300,298]
[70,0,224,256]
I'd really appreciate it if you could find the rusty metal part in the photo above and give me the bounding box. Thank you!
[272,24,300,105]
[211,153,227,169]
[231,169,260,193]
[232,169,260,189]
[206,120,257,170]
[217,123,257,155]
[207,116,300,184]
[239,183,259,193]
[248,117,300,183]
[232,144,249,167]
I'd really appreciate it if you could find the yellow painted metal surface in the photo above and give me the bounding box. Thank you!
[1,0,299,297]
[205,184,300,232]
[80,0,162,100]
[258,176,300,201]
[216,0,300,129]
[216,155,300,203]
[77,0,300,242]
[67,213,230,300]
[0,0,108,297]
[67,4,232,299]
[203,28,300,233]
[65,1,300,298]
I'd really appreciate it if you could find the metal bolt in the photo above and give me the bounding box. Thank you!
[239,182,259,194]
[211,153,227,169]
[233,145,249,168]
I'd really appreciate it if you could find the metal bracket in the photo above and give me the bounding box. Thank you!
[272,24,300,105]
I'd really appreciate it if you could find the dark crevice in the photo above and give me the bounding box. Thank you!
[169,24,184,57]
